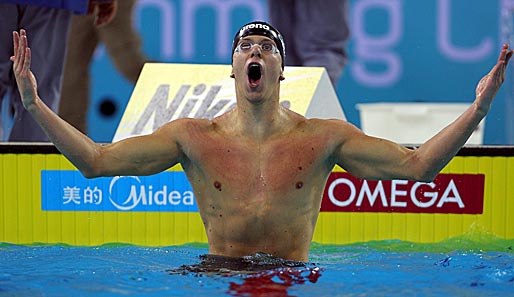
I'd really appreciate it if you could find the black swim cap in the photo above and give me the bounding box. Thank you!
[232,21,285,69]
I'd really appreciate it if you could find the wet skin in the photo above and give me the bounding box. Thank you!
[10,29,513,262]
[177,112,338,261]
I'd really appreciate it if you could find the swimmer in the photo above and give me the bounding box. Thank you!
[10,21,513,262]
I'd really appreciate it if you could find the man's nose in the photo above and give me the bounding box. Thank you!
[250,46,262,58]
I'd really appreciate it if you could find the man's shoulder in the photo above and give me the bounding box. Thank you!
[173,117,211,125]
[295,118,363,146]
[301,117,353,131]
[157,118,214,137]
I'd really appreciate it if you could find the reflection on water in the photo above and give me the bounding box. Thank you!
[227,266,321,297]
[167,252,322,296]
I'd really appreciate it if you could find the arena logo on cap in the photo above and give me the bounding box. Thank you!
[240,23,271,34]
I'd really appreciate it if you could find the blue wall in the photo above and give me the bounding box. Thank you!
[88,0,514,144]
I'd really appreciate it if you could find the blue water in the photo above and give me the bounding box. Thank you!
[0,241,513,296]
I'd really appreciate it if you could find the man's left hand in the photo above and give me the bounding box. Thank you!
[475,44,514,114]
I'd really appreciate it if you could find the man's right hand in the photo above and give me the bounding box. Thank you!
[10,29,39,110]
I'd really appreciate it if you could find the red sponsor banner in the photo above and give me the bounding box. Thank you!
[321,173,484,214]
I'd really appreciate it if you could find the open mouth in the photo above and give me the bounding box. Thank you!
[247,62,262,87]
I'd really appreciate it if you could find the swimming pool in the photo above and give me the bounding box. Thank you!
[1,146,513,295]
[2,236,513,296]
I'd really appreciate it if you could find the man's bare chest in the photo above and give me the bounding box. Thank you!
[185,133,332,191]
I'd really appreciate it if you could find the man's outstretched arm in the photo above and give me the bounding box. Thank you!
[11,29,182,177]
[335,44,513,181]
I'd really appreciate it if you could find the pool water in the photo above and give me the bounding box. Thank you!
[1,236,513,296]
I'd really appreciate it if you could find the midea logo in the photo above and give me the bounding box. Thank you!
[108,176,195,211]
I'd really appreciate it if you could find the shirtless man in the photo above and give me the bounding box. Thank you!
[10,21,512,262]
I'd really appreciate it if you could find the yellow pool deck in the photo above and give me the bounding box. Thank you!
[0,144,512,247]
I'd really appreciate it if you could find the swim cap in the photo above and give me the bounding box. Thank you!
[232,21,286,69]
